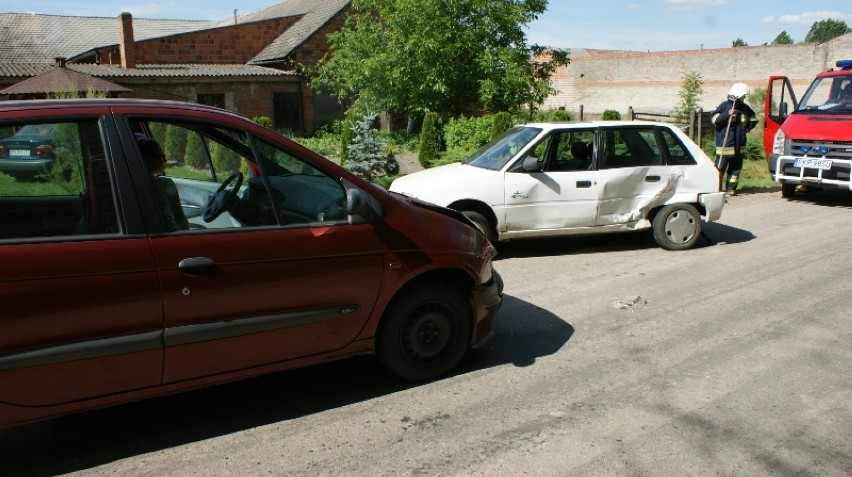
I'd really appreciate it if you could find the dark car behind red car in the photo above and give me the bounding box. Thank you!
[0,99,503,428]
[0,123,58,176]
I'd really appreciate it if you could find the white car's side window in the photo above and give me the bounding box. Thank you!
[546,130,595,171]
[600,128,663,169]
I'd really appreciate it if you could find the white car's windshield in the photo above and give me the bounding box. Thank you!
[798,75,852,112]
[465,126,542,170]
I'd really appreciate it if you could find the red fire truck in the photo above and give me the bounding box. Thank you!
[764,60,852,197]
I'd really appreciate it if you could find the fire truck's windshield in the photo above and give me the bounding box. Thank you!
[798,75,852,112]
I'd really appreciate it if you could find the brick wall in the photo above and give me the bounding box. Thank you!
[544,32,852,116]
[290,11,347,67]
[99,18,298,66]
[116,76,301,121]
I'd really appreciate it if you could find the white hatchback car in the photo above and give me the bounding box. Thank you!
[390,121,725,250]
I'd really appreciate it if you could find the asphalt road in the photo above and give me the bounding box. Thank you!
[2,188,851,477]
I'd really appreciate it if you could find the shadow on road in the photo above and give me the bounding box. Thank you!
[494,231,660,259]
[701,221,756,245]
[0,296,571,477]
[782,188,852,208]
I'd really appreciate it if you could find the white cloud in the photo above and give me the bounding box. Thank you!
[762,11,852,26]
[664,0,728,11]
[625,3,644,11]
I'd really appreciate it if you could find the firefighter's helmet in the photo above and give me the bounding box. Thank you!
[728,83,750,99]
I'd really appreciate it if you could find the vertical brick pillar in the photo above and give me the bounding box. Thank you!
[118,12,137,69]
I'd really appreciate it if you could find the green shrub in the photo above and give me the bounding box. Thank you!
[291,135,341,158]
[433,148,471,166]
[164,125,187,165]
[418,112,442,168]
[339,112,359,164]
[602,109,622,120]
[211,141,241,174]
[253,115,273,128]
[183,131,208,170]
[533,109,572,122]
[444,116,492,151]
[371,175,396,190]
[489,112,515,141]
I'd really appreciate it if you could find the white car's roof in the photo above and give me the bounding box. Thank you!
[518,120,675,130]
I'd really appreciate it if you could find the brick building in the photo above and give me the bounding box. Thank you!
[0,0,351,135]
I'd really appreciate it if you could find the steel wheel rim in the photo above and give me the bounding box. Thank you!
[401,304,453,362]
[664,210,697,244]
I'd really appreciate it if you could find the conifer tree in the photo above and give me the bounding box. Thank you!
[344,113,399,181]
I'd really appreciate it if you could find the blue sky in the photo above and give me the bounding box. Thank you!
[5,0,852,52]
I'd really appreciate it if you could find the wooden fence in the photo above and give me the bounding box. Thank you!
[628,107,714,145]
[574,105,714,146]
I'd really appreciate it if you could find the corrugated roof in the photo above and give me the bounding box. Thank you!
[72,64,298,78]
[238,0,350,64]
[0,65,131,94]
[0,0,349,66]
[0,63,296,79]
[0,13,213,64]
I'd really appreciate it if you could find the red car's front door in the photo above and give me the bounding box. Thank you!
[117,115,386,384]
[152,224,384,383]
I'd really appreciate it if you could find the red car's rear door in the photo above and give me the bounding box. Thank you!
[0,113,163,409]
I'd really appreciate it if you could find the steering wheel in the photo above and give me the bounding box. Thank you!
[203,172,243,223]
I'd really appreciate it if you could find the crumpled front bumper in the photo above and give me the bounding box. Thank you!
[472,267,503,349]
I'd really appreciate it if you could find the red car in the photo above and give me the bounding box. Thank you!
[0,99,502,428]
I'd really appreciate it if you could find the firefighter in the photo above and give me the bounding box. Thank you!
[712,82,757,195]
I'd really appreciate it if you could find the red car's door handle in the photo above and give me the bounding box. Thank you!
[178,257,217,275]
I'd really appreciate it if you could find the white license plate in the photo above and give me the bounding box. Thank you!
[9,149,31,157]
[794,158,832,170]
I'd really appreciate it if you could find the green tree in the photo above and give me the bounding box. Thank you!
[164,125,188,166]
[804,19,850,43]
[747,86,766,115]
[673,71,704,127]
[345,113,400,181]
[772,30,794,44]
[311,0,569,119]
[418,111,442,168]
[183,131,208,170]
[732,38,748,47]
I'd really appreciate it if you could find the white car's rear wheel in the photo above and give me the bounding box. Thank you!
[652,204,701,250]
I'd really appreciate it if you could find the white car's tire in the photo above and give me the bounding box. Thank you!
[652,204,701,251]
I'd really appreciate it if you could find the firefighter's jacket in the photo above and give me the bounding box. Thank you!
[712,100,757,157]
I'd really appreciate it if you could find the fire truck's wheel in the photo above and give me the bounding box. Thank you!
[652,204,701,251]
[781,183,796,198]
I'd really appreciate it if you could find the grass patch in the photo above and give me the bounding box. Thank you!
[739,158,776,190]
